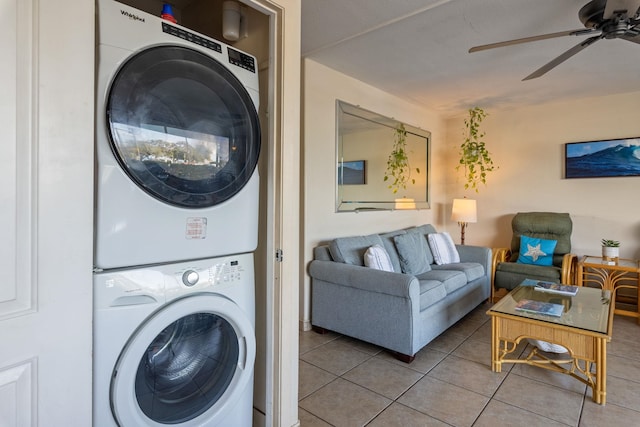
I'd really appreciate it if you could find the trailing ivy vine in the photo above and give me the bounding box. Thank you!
[457,107,496,192]
[384,124,420,194]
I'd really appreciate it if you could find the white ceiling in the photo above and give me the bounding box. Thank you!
[301,0,640,118]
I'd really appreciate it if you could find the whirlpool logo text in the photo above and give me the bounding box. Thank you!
[120,10,145,23]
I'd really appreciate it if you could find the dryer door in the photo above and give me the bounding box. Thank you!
[106,45,261,208]
[111,294,256,426]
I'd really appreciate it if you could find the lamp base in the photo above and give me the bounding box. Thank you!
[458,222,468,245]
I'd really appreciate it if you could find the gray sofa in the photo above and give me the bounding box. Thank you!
[308,224,491,362]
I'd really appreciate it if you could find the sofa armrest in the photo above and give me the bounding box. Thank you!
[456,245,492,275]
[309,260,421,355]
[308,260,418,298]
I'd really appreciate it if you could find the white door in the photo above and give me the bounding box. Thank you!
[0,1,94,425]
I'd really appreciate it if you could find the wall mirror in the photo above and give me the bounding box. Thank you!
[336,100,430,212]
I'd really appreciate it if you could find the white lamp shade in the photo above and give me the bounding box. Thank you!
[451,199,477,223]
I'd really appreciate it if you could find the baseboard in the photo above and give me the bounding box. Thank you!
[300,319,312,331]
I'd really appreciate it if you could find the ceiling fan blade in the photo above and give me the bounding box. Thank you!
[621,34,640,43]
[603,0,640,19]
[469,29,596,53]
[522,35,602,81]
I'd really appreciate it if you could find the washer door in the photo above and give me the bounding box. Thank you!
[111,294,256,426]
[106,45,261,208]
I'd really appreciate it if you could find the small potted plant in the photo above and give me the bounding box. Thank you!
[601,239,620,261]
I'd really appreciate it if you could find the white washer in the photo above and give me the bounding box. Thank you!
[95,0,261,269]
[93,253,256,427]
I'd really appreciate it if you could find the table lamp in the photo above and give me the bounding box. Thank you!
[451,198,477,245]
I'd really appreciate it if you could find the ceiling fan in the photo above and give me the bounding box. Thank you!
[469,0,640,80]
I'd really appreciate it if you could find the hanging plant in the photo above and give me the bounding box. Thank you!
[384,124,420,194]
[456,107,496,192]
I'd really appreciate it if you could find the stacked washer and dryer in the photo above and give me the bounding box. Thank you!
[93,1,261,426]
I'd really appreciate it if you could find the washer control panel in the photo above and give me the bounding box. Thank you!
[178,259,244,288]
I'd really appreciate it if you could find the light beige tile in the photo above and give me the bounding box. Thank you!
[298,408,332,427]
[611,315,640,346]
[468,321,492,343]
[427,354,507,397]
[474,399,568,427]
[462,303,492,324]
[343,357,423,400]
[377,346,447,374]
[398,376,489,427]
[451,338,492,366]
[299,378,391,427]
[608,354,640,384]
[425,331,467,354]
[338,335,384,356]
[580,399,640,427]
[300,339,371,376]
[447,317,486,338]
[609,333,640,362]
[299,329,340,355]
[367,402,450,427]
[590,375,640,411]
[298,360,337,400]
[493,374,583,426]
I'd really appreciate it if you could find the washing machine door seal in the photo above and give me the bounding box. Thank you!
[110,294,256,426]
[106,45,261,209]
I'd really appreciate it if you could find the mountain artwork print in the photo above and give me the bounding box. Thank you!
[565,137,640,179]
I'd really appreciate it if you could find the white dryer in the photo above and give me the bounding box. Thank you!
[93,252,256,427]
[95,0,261,269]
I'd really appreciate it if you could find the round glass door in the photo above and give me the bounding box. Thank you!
[110,295,256,426]
[106,45,261,208]
[135,313,238,424]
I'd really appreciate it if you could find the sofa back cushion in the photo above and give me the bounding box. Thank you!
[393,232,432,275]
[379,229,406,273]
[406,225,436,265]
[329,234,385,266]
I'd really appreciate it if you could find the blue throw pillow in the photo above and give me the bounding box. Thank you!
[517,235,557,266]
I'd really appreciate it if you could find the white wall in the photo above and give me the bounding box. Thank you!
[301,59,447,329]
[442,92,640,260]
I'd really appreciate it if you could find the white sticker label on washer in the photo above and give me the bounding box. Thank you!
[186,217,207,239]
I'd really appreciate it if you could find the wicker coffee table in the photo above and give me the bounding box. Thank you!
[487,284,614,404]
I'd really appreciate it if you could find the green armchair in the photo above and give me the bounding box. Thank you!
[491,212,577,302]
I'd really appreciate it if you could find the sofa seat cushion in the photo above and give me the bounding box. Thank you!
[329,234,385,266]
[416,270,467,295]
[431,262,485,283]
[417,280,447,311]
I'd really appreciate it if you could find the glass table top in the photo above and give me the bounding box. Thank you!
[488,285,612,335]
[582,256,640,270]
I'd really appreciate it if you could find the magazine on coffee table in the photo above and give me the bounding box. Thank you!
[514,299,564,317]
[521,279,578,296]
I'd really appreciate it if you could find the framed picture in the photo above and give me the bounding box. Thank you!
[565,137,640,178]
[338,160,366,185]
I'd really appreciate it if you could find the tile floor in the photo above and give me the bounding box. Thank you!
[299,302,640,427]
